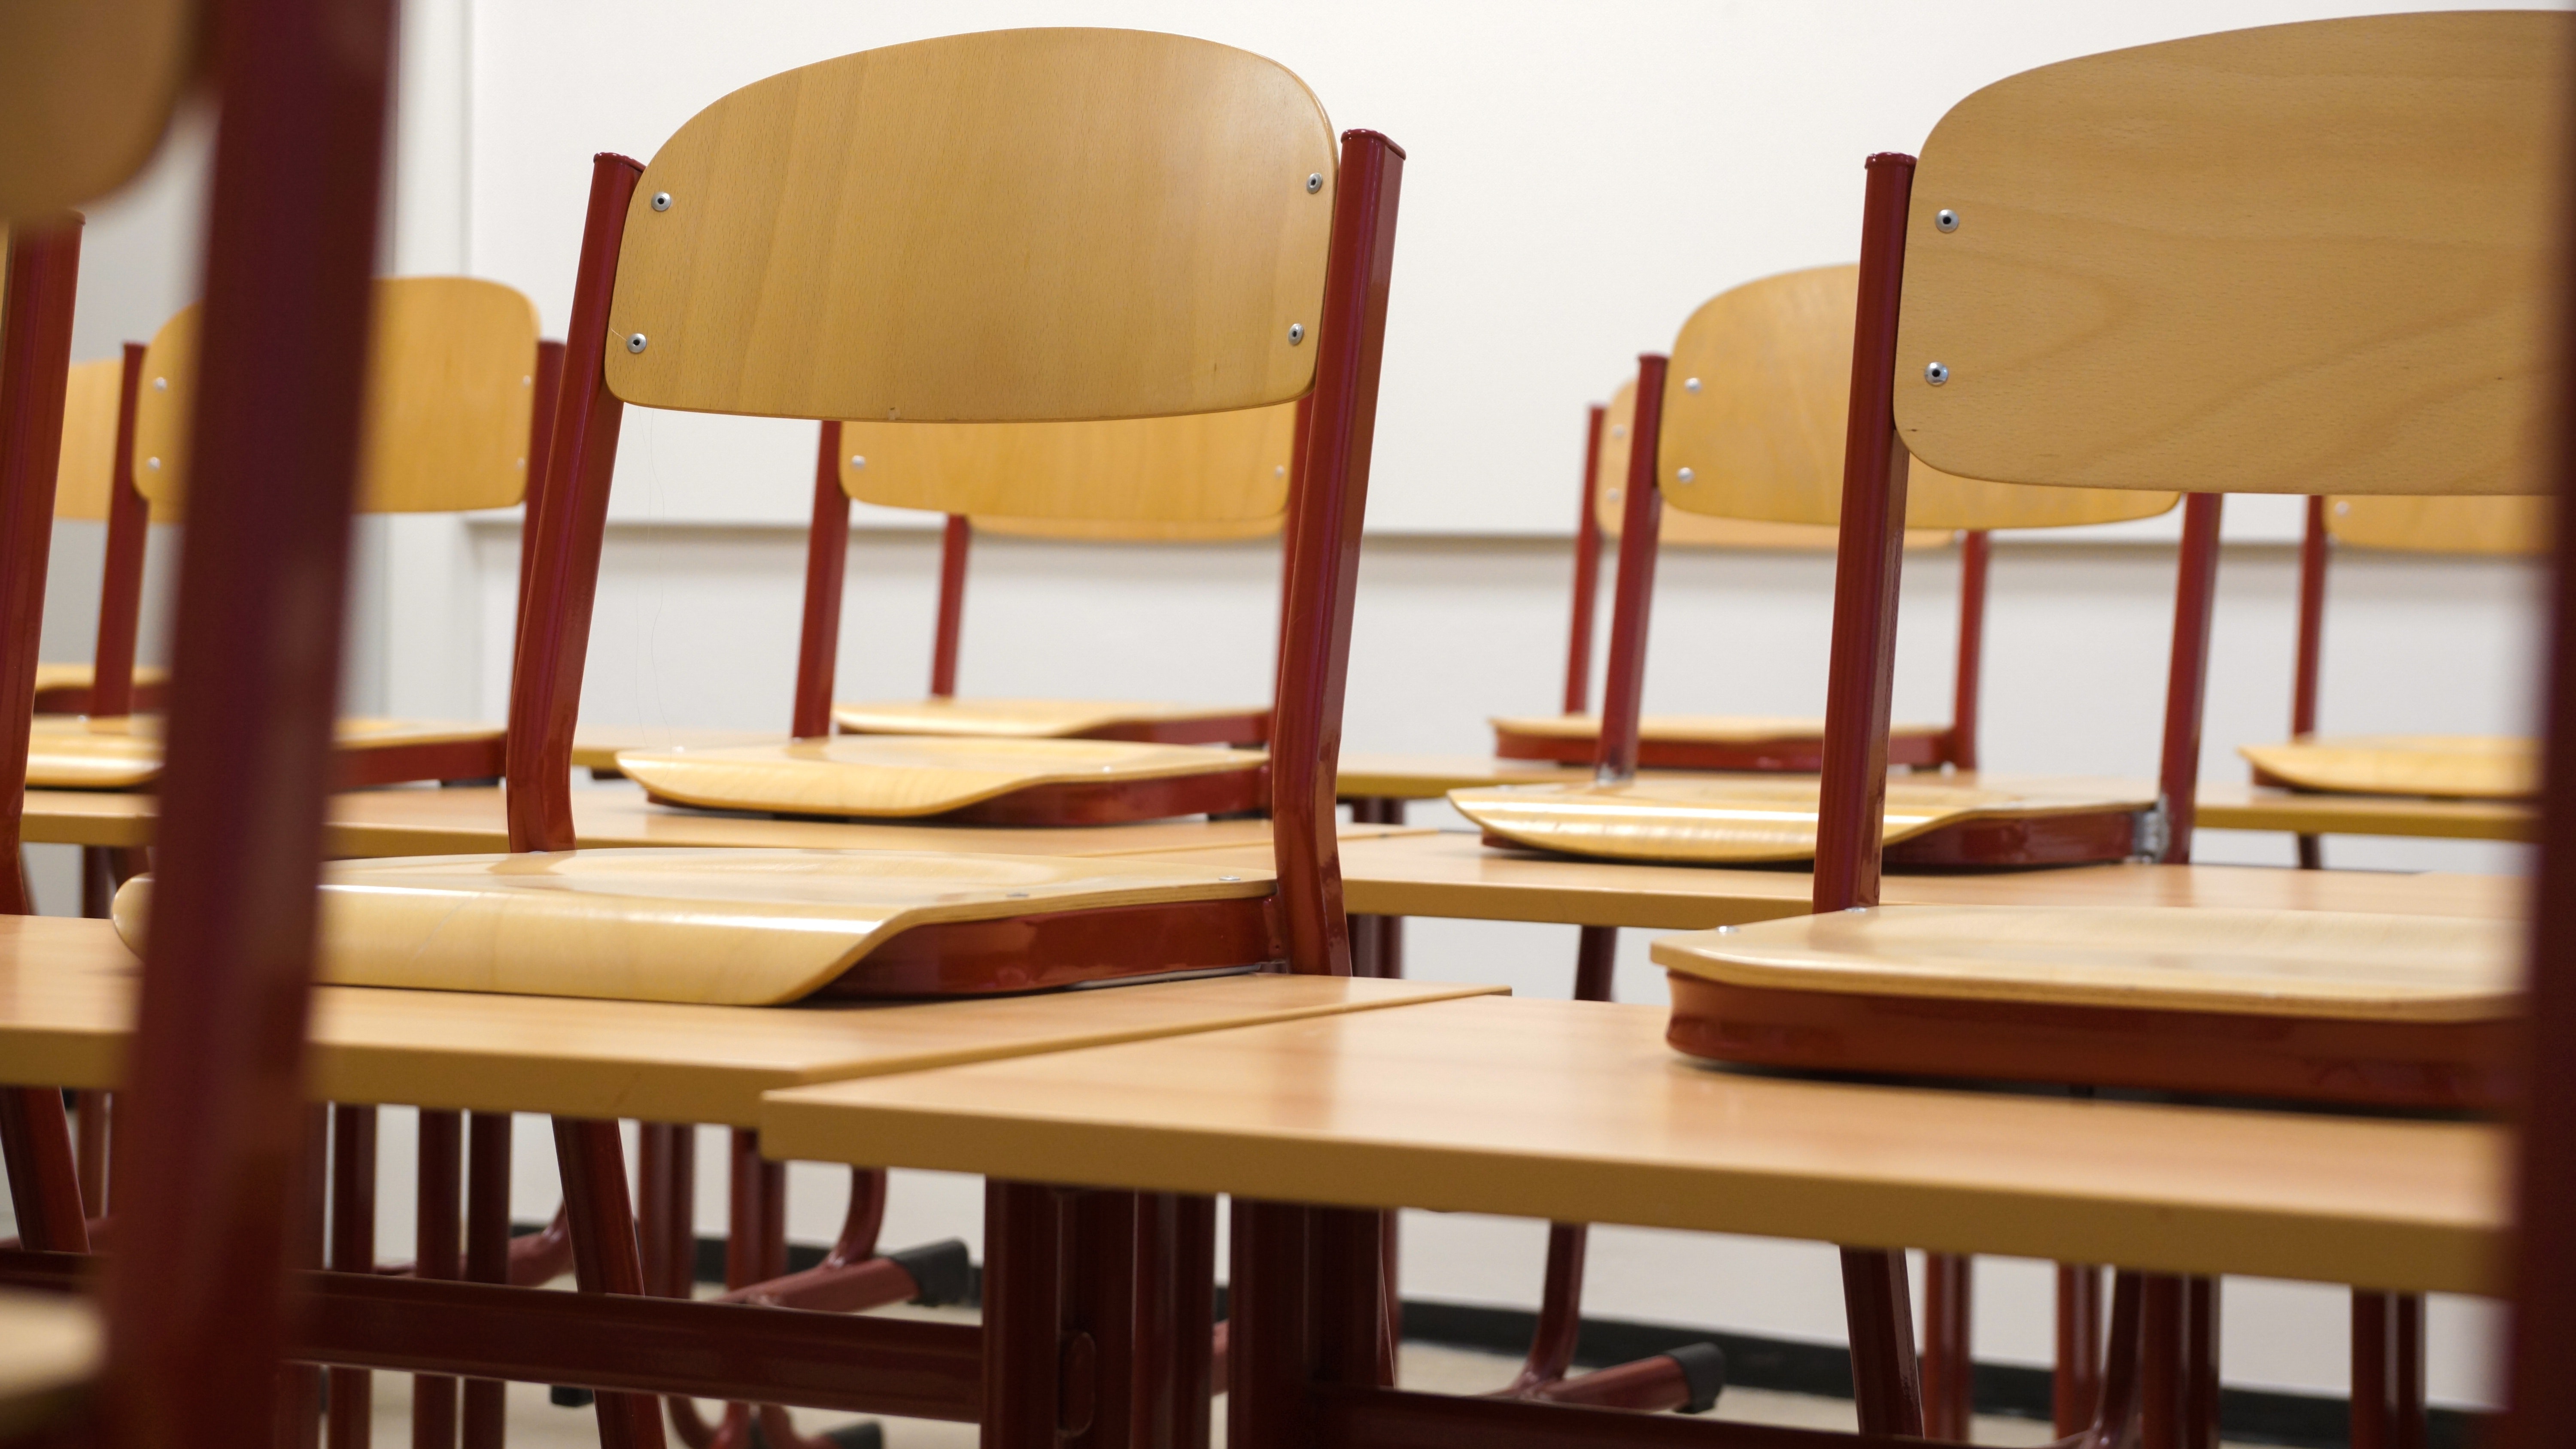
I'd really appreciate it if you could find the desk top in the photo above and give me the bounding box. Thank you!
[762,994,2503,1295]
[2195,780,2533,843]
[0,915,1497,1125]
[1141,831,2521,931]
[20,782,1428,859]
[0,1289,96,1436]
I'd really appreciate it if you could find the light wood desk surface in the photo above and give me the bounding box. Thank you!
[1133,831,2521,931]
[0,1289,97,1436]
[19,782,1430,860]
[762,994,2502,1295]
[0,915,1497,1126]
[2195,780,2533,843]
[1335,752,1587,800]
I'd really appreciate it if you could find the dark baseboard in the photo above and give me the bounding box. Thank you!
[538,1226,2483,1448]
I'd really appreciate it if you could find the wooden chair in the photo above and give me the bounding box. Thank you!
[1452,263,2181,870]
[817,407,1294,748]
[611,402,1306,822]
[22,276,555,794]
[31,352,167,717]
[2244,492,2549,863]
[106,29,1398,1449]
[1496,370,1962,771]
[1656,13,2561,1443]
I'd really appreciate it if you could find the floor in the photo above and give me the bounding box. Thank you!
[354,1303,2107,1449]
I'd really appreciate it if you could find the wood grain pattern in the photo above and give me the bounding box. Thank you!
[112,848,1275,1005]
[614,736,1263,818]
[14,781,1431,857]
[1449,773,2154,864]
[1596,377,1953,547]
[832,698,1264,740]
[605,30,1334,424]
[21,715,503,790]
[1656,904,2518,1022]
[133,276,541,516]
[2195,780,2532,843]
[1654,268,2181,529]
[2327,494,2551,556]
[1895,12,2570,496]
[0,912,1494,1123]
[759,994,2504,1293]
[0,1288,97,1435]
[2240,735,2534,801]
[1138,830,2521,931]
[0,0,193,220]
[839,404,1297,521]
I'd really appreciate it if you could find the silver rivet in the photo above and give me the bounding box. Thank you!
[1683,377,1702,393]
[1935,209,1959,233]
[1675,467,1695,483]
[849,455,866,470]
[1306,173,1322,194]
[516,458,526,469]
[651,192,671,212]
[521,375,532,386]
[1924,361,1949,386]
[1288,323,1305,345]
[152,378,167,392]
[144,457,161,471]
[1274,465,1286,478]
[1219,875,1241,882]
[1611,425,1626,439]
[1607,488,1622,501]
[626,333,648,354]
[1716,925,1738,934]
[2334,501,2350,515]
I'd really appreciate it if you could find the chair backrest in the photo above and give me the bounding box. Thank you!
[133,276,542,516]
[1660,266,2178,529]
[2327,495,2551,557]
[1893,13,2563,500]
[0,0,194,221]
[54,358,130,521]
[1595,376,1955,549]
[519,29,1402,977]
[1811,11,2569,913]
[841,403,1299,524]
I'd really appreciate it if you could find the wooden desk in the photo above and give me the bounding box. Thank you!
[1136,830,2522,931]
[0,915,1498,1125]
[19,782,1431,859]
[2196,779,2534,843]
[763,994,2501,1294]
[0,1289,96,1436]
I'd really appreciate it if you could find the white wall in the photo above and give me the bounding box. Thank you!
[24,0,2550,1419]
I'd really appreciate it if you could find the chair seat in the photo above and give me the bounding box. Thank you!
[1492,713,1950,771]
[1656,904,2521,1108]
[2239,734,2533,800]
[614,736,1269,824]
[29,661,169,713]
[25,715,505,790]
[112,847,1280,1005]
[833,697,1269,745]
[1449,774,2156,867]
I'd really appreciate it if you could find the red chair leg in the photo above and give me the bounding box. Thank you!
[461,1113,511,1449]
[1504,1223,1587,1393]
[2354,1290,2391,1449]
[413,1109,462,1449]
[1841,1247,1925,1437]
[1133,1191,1217,1449]
[328,1105,378,1449]
[2185,1277,2220,1449]
[0,1088,88,1252]
[1921,1251,1975,1440]
[2394,1294,2426,1449]
[278,1106,329,1449]
[986,1182,1069,1449]
[2054,1264,2105,1436]
[553,1117,668,1449]
[2141,1274,2186,1449]
[73,1090,108,1218]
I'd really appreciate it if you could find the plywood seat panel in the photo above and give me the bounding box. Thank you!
[1492,713,1949,771]
[1449,773,2156,865]
[112,847,1276,1007]
[24,715,504,790]
[832,697,1267,744]
[616,736,1266,821]
[2239,734,2534,801]
[1657,905,2521,1109]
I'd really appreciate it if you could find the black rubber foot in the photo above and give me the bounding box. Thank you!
[1666,1342,1725,1415]
[888,1238,973,1307]
[549,1386,595,1409]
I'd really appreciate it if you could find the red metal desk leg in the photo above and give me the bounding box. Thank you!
[2054,1264,2105,1435]
[1920,1251,1974,1440]
[985,1181,1069,1449]
[1133,1192,1216,1449]
[415,1110,463,1449]
[329,1106,380,1449]
[462,1113,512,1449]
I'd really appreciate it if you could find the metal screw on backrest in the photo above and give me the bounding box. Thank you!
[1684,377,1701,392]
[1924,361,1949,385]
[849,455,866,470]
[1274,465,1286,478]
[626,333,648,354]
[152,377,167,391]
[145,458,161,471]
[651,192,672,212]
[1936,209,1959,232]
[1288,324,1305,345]
[1676,467,1695,483]
[1306,173,1322,193]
